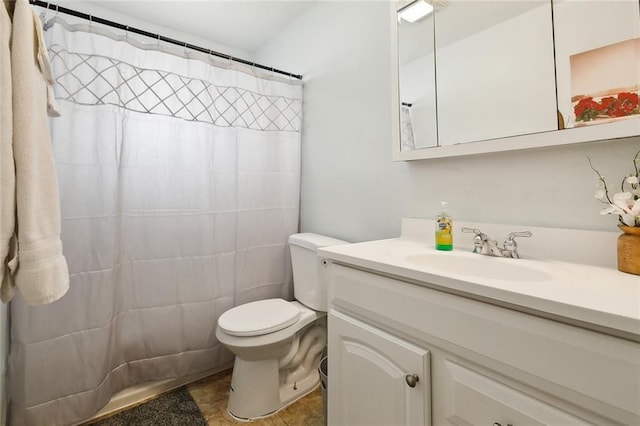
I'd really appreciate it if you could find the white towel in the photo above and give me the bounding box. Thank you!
[0,0,16,301]
[6,0,69,304]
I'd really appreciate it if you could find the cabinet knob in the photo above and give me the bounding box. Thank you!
[405,374,419,388]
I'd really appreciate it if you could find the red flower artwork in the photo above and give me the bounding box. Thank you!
[574,92,640,122]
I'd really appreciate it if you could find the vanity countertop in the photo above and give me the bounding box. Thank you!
[319,237,640,340]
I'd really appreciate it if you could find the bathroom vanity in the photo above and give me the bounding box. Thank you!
[320,219,640,425]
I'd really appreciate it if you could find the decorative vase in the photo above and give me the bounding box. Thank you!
[617,225,640,275]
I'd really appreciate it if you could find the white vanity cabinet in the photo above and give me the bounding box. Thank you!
[325,262,640,426]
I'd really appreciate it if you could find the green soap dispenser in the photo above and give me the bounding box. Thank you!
[435,201,453,251]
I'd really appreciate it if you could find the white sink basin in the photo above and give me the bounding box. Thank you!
[405,253,554,282]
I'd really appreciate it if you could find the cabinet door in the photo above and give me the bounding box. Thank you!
[434,1,558,146]
[441,360,591,426]
[553,0,640,130]
[328,310,430,426]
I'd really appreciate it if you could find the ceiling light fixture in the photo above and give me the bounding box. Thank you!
[398,0,434,23]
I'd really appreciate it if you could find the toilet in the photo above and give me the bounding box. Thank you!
[215,233,348,420]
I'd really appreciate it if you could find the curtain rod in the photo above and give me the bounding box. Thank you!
[29,0,303,80]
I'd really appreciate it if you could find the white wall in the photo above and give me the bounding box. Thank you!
[256,1,413,242]
[257,0,640,242]
[38,1,253,60]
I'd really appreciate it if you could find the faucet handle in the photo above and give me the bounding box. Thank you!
[503,231,532,259]
[461,227,483,236]
[505,231,532,242]
[462,227,489,253]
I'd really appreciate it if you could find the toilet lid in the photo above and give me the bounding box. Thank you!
[218,298,301,337]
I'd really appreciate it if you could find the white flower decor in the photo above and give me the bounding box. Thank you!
[590,149,640,227]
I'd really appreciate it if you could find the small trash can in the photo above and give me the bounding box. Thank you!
[319,356,328,425]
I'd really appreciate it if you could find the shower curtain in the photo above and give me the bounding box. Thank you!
[8,19,302,426]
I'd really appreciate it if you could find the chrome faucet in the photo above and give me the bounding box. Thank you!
[462,228,532,259]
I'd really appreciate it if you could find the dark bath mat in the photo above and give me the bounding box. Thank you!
[91,386,207,426]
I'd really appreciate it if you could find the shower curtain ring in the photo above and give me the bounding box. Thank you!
[41,2,53,30]
[41,2,50,21]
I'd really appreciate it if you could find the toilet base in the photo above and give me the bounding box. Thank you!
[227,356,321,420]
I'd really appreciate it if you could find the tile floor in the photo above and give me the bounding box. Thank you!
[187,369,325,426]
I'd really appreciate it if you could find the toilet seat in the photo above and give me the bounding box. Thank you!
[218,298,301,337]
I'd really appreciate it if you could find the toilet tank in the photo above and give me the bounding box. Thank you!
[288,233,349,312]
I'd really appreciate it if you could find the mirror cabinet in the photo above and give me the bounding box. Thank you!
[393,0,640,160]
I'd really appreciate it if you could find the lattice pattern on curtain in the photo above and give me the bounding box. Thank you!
[47,44,302,132]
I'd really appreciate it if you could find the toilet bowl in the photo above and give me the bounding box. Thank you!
[215,300,326,420]
[215,233,348,420]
